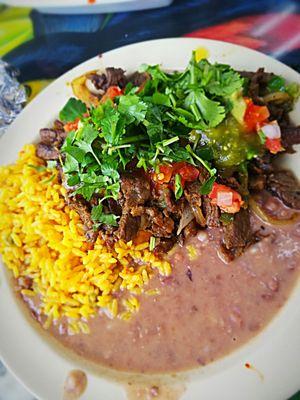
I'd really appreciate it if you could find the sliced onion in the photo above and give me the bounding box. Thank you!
[177,204,195,235]
[217,191,233,206]
[249,198,299,225]
[85,78,105,96]
[261,121,281,139]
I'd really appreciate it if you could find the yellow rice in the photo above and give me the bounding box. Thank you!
[0,145,171,334]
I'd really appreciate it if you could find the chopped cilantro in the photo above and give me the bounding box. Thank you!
[174,174,184,200]
[59,98,87,122]
[200,175,216,195]
[58,52,272,206]
[220,213,234,224]
[28,164,47,172]
[258,130,266,144]
[149,236,156,251]
[41,174,56,184]
[267,75,285,92]
[91,204,119,227]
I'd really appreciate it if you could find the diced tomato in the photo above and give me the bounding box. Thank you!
[265,138,284,154]
[152,164,173,184]
[100,85,123,103]
[64,118,80,132]
[244,98,270,132]
[152,162,200,193]
[173,162,200,185]
[209,183,244,213]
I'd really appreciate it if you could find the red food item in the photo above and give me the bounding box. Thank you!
[154,164,174,184]
[244,98,270,132]
[152,162,200,192]
[208,183,244,213]
[173,162,200,185]
[101,86,123,103]
[64,118,80,132]
[265,137,284,154]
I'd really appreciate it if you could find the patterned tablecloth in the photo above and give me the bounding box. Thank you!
[0,0,299,398]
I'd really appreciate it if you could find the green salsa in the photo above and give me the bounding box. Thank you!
[204,116,263,168]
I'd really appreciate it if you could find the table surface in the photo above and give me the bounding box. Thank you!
[0,0,299,398]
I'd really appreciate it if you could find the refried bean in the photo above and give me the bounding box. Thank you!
[48,212,300,373]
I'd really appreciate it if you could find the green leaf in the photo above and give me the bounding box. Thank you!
[99,103,123,145]
[67,175,80,186]
[140,64,171,83]
[41,174,56,184]
[100,154,120,181]
[63,144,86,163]
[200,175,216,195]
[63,153,79,173]
[152,92,171,107]
[28,164,46,172]
[118,95,148,124]
[75,185,97,201]
[185,89,225,128]
[91,204,103,221]
[258,130,266,144]
[186,144,216,177]
[145,104,164,145]
[207,68,244,96]
[97,213,119,226]
[174,174,184,200]
[267,75,285,92]
[59,98,87,123]
[80,124,99,144]
[220,213,234,224]
[149,236,156,251]
[196,146,214,161]
[285,82,300,100]
[91,204,119,226]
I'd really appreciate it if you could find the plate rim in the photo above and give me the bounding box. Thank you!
[0,37,300,400]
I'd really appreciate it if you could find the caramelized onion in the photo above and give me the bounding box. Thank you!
[262,92,290,103]
[249,198,299,225]
[177,204,195,235]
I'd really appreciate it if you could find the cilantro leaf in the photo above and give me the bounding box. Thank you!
[67,175,80,186]
[258,130,266,144]
[62,144,86,163]
[174,174,184,200]
[59,98,87,122]
[149,236,156,251]
[185,89,225,128]
[91,204,103,221]
[75,185,98,201]
[80,124,99,144]
[118,95,148,124]
[63,153,79,173]
[91,204,119,226]
[152,92,171,107]
[200,175,216,195]
[206,67,244,96]
[220,213,234,224]
[267,75,286,92]
[99,103,124,145]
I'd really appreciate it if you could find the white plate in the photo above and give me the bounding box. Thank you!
[1,0,173,14]
[0,38,300,400]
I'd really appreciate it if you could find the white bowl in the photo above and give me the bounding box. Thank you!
[0,0,173,14]
[0,38,299,400]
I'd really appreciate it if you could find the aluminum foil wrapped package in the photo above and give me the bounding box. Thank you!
[0,60,27,138]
